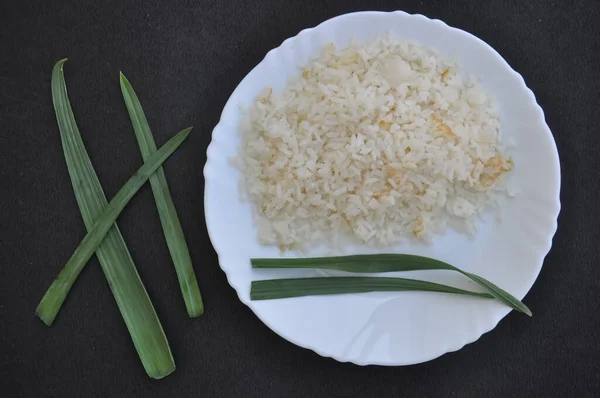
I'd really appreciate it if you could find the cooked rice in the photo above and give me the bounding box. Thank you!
[233,35,514,249]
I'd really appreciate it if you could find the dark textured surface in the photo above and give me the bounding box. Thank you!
[1,0,599,396]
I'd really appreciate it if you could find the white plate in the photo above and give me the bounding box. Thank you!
[204,11,561,365]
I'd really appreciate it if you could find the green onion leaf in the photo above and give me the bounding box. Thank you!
[251,277,494,301]
[35,59,176,379]
[119,72,203,317]
[251,254,531,316]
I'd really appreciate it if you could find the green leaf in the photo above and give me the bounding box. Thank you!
[35,59,176,379]
[119,72,203,317]
[36,126,190,322]
[251,254,531,316]
[251,277,494,300]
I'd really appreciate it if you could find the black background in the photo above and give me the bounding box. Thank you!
[1,0,599,396]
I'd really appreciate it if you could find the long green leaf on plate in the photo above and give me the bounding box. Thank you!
[251,277,494,301]
[251,254,531,316]
[35,59,176,379]
[119,72,203,317]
